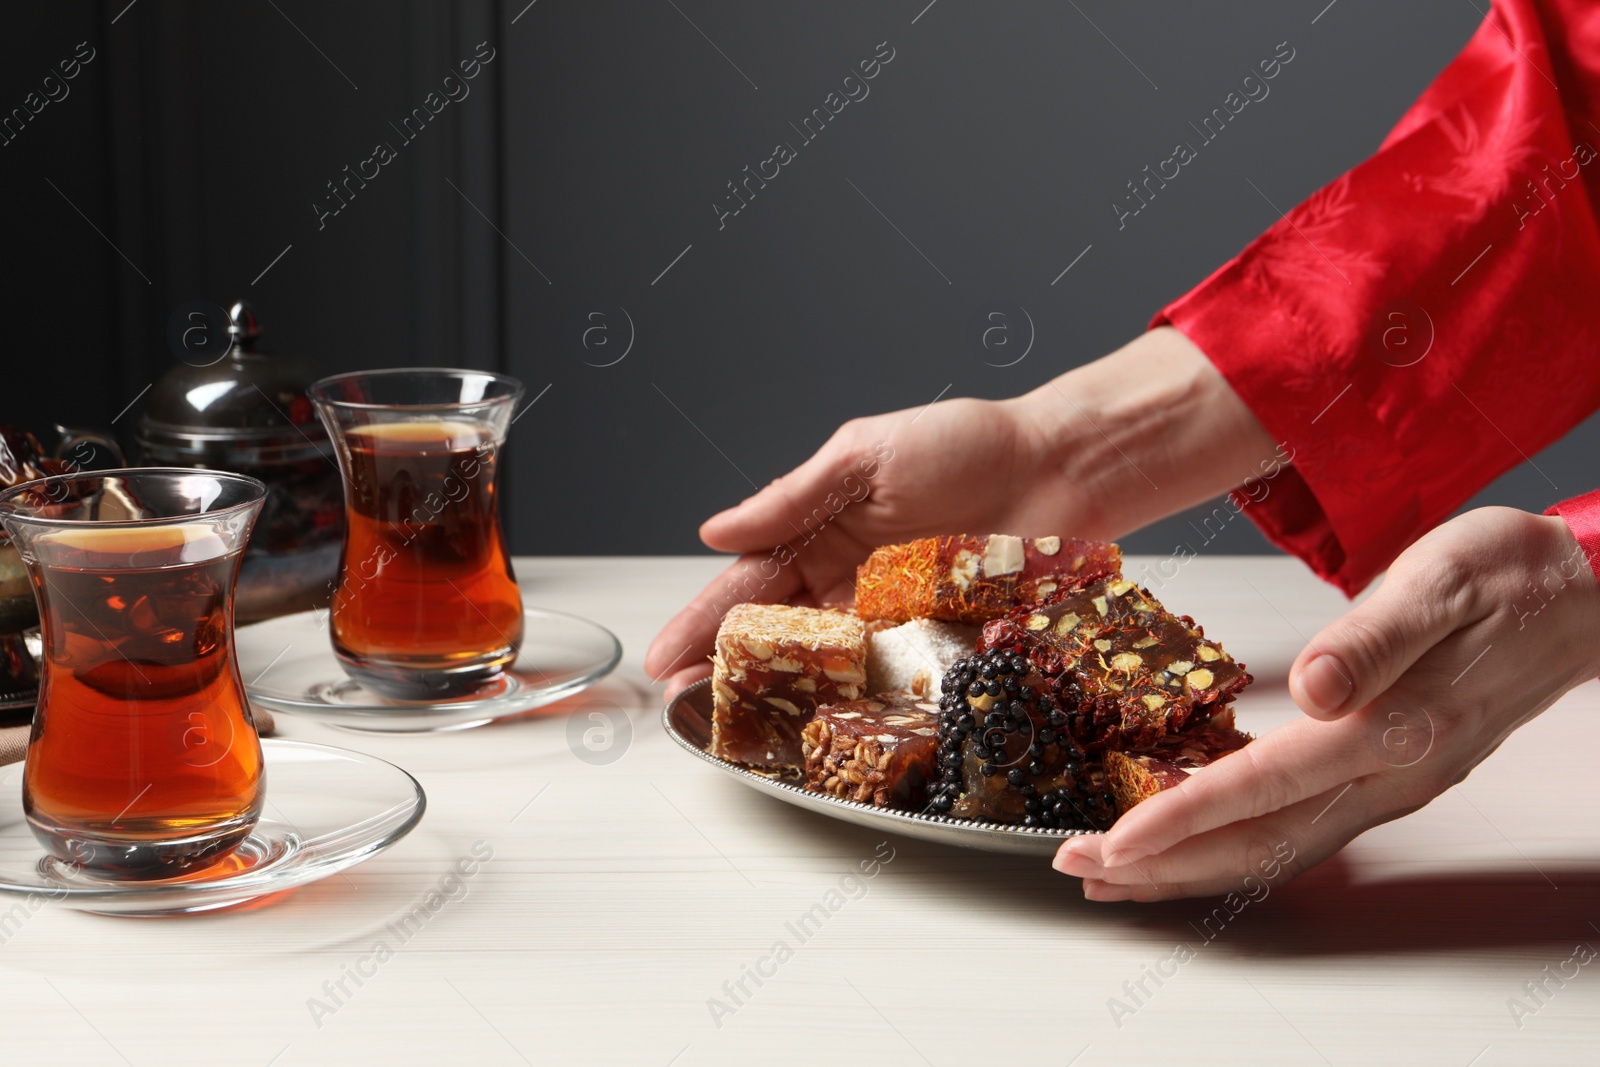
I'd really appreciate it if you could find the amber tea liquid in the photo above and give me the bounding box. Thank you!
[330,419,523,698]
[24,526,264,879]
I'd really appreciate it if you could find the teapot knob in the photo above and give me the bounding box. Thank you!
[228,300,261,350]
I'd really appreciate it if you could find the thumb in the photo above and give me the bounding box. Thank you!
[1289,563,1475,720]
[700,437,869,554]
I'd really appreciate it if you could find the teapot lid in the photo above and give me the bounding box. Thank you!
[138,301,325,453]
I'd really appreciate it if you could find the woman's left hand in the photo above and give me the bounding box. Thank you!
[1052,506,1600,901]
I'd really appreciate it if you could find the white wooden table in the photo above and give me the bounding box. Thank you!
[2,556,1596,1066]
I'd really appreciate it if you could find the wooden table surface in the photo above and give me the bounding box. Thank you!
[1,555,1596,1066]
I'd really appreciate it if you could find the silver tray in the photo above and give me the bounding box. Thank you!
[662,677,1100,856]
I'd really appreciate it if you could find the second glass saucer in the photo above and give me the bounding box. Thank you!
[238,606,621,732]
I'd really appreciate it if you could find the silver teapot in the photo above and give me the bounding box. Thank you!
[135,301,343,623]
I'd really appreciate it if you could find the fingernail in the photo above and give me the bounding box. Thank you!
[1052,847,1104,879]
[1101,844,1151,869]
[1298,653,1354,715]
[1083,879,1134,902]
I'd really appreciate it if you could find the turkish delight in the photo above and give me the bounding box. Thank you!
[710,603,866,770]
[864,617,980,698]
[924,650,1117,830]
[1104,709,1252,814]
[980,578,1250,752]
[854,534,1121,624]
[800,693,941,809]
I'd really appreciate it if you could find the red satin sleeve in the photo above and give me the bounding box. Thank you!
[1547,489,1600,580]
[1153,0,1600,596]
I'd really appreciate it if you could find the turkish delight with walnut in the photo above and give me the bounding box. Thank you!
[1104,708,1252,814]
[854,534,1121,624]
[979,577,1250,752]
[710,603,866,770]
[800,693,941,809]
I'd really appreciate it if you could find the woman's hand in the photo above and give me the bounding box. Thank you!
[643,394,1072,697]
[1053,506,1600,900]
[644,327,1279,699]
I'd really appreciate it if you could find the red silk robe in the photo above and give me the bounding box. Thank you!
[1155,0,1600,594]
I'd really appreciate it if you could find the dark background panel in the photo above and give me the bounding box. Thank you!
[2,3,121,430]
[495,0,1487,556]
[3,0,1584,564]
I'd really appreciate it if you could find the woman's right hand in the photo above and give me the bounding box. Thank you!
[642,392,1083,698]
[643,327,1279,699]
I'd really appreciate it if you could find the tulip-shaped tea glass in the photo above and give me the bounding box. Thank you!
[0,469,267,879]
[310,369,525,700]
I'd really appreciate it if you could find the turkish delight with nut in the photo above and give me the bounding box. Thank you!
[979,577,1250,752]
[1104,708,1252,814]
[800,692,941,809]
[710,603,867,770]
[865,618,980,698]
[854,534,1121,624]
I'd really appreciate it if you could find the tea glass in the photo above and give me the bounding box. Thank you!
[0,469,266,879]
[309,369,525,700]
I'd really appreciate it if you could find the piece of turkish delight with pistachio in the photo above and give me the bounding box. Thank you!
[1104,708,1252,814]
[709,603,867,770]
[854,534,1121,624]
[979,577,1250,752]
[800,693,941,809]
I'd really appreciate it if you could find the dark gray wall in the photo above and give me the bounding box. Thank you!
[5,1,1589,560]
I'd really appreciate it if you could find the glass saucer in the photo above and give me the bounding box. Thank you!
[237,606,622,732]
[0,740,425,915]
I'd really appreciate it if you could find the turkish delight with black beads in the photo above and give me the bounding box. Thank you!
[923,648,1118,830]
